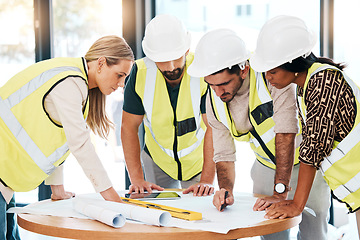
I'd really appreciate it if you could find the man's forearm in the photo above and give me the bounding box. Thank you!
[200,126,216,183]
[121,124,144,183]
[216,161,235,192]
[274,133,296,191]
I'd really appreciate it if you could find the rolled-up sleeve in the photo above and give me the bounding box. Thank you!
[269,83,299,134]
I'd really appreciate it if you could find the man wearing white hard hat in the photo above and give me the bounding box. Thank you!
[251,15,360,238]
[121,14,215,196]
[188,28,329,240]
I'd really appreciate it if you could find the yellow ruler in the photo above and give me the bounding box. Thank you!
[120,197,202,221]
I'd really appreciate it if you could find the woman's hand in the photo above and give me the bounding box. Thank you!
[264,200,302,219]
[253,193,286,211]
[100,187,122,202]
[50,185,75,200]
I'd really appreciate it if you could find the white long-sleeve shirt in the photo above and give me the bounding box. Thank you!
[43,76,112,192]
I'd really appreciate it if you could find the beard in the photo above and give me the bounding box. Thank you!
[220,93,236,103]
[161,65,185,81]
[220,76,245,103]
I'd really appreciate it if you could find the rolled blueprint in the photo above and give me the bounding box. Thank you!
[77,197,172,226]
[73,198,125,228]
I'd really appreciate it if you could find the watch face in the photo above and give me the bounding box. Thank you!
[275,183,286,193]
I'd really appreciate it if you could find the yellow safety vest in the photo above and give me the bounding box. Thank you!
[210,68,300,169]
[0,57,89,192]
[298,63,360,212]
[134,53,207,180]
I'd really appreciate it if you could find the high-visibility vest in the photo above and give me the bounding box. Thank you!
[134,53,207,180]
[210,67,301,169]
[298,63,360,212]
[0,57,89,192]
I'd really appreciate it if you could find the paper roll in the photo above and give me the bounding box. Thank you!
[73,199,125,228]
[129,204,172,226]
[77,198,172,226]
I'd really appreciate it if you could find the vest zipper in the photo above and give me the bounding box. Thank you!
[173,108,182,180]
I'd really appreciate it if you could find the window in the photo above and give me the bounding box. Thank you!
[237,4,252,16]
[236,5,242,16]
[52,0,123,57]
[156,0,320,54]
[334,0,360,83]
[0,1,35,87]
[246,4,251,16]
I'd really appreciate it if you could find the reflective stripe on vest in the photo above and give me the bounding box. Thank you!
[250,126,275,148]
[249,71,274,149]
[142,57,205,159]
[298,63,360,211]
[0,66,83,175]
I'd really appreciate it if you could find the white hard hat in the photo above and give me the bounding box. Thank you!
[250,15,317,72]
[188,28,250,77]
[142,14,191,62]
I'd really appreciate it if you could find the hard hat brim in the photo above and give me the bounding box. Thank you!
[250,43,315,73]
[188,55,250,78]
[187,64,208,78]
[142,32,191,62]
[249,52,277,73]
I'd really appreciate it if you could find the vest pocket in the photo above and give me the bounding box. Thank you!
[251,101,274,125]
[176,117,196,136]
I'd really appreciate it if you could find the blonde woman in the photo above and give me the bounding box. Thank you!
[0,35,134,240]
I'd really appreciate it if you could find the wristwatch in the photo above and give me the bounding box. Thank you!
[274,183,290,194]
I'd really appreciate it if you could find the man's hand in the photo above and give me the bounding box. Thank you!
[264,200,302,219]
[50,185,75,200]
[128,180,164,194]
[182,183,214,196]
[213,188,234,211]
[253,194,286,211]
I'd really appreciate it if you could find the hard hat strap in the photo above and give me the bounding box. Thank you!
[228,61,246,71]
[288,51,312,64]
[302,51,311,58]
[238,62,246,70]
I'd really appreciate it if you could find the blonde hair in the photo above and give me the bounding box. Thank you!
[85,35,134,139]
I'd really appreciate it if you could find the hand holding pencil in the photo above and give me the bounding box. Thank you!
[213,188,234,212]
